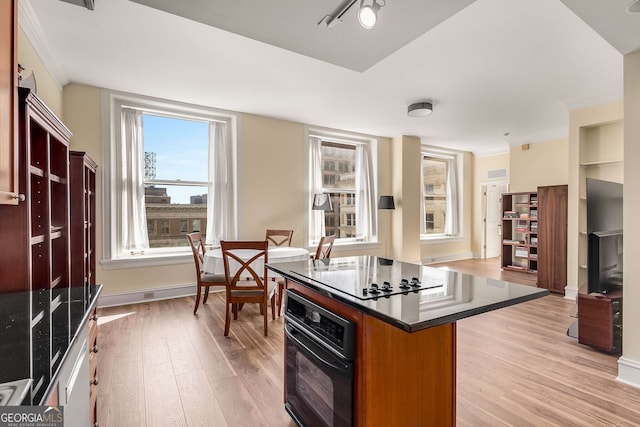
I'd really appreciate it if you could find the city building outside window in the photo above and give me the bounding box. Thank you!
[421,150,460,238]
[308,129,377,246]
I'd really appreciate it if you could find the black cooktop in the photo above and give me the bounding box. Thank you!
[291,257,443,300]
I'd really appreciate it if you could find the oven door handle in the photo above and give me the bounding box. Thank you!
[285,324,352,376]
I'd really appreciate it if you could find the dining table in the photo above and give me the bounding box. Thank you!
[203,246,310,276]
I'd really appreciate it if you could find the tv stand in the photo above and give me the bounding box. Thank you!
[577,289,622,354]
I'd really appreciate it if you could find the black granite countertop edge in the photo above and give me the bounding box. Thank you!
[401,289,551,332]
[268,265,549,333]
[37,284,103,405]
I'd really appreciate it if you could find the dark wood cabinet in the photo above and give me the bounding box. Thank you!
[578,290,622,354]
[69,151,99,425]
[69,151,97,290]
[537,185,568,294]
[0,87,72,403]
[0,0,19,205]
[0,88,72,294]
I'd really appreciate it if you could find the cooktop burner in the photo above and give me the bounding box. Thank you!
[290,257,443,300]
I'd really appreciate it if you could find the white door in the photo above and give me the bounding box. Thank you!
[483,184,508,259]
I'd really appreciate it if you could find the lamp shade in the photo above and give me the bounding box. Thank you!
[312,193,333,211]
[378,195,395,210]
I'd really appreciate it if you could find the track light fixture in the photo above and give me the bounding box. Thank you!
[318,0,384,29]
[358,0,382,29]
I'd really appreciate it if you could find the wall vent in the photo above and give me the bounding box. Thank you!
[487,168,507,179]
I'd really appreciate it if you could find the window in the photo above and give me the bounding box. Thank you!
[343,193,355,206]
[422,157,447,235]
[421,150,460,238]
[425,212,435,231]
[143,114,209,248]
[103,91,237,265]
[308,129,378,246]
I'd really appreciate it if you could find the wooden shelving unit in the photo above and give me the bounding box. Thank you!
[0,88,72,402]
[501,192,538,274]
[69,150,99,424]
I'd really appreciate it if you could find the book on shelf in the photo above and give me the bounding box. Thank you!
[503,239,525,244]
[503,211,520,218]
[515,246,529,258]
[506,264,526,270]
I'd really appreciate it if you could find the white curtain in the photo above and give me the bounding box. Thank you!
[206,121,235,246]
[445,157,459,235]
[309,137,325,242]
[420,156,427,235]
[121,108,149,251]
[355,144,376,240]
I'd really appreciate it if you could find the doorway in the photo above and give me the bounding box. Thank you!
[481,183,509,259]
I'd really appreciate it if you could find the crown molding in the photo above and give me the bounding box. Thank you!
[18,0,67,91]
[565,89,623,111]
[503,127,568,147]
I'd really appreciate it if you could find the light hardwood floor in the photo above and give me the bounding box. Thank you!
[96,258,640,426]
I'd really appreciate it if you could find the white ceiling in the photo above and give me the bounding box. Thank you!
[20,0,638,155]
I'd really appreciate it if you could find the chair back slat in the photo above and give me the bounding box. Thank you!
[314,234,336,260]
[187,232,206,272]
[221,240,269,291]
[265,229,293,247]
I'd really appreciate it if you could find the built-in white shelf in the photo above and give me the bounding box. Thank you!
[580,159,623,167]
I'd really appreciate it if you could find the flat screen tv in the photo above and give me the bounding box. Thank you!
[588,230,623,294]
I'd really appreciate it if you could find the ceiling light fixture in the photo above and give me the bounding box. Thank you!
[318,0,384,29]
[628,0,640,13]
[358,0,382,29]
[407,101,433,117]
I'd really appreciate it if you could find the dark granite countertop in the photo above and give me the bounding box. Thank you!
[0,284,102,404]
[267,256,548,332]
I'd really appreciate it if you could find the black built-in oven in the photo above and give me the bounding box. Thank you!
[284,290,356,427]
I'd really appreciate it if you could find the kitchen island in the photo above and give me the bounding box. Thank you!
[267,256,548,427]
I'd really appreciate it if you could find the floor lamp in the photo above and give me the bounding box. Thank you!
[312,193,333,236]
[378,195,395,259]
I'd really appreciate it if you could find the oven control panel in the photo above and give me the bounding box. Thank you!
[285,291,355,361]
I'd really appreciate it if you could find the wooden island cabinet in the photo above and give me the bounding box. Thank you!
[269,256,547,427]
[287,280,456,426]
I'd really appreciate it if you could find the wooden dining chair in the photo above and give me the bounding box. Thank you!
[265,229,294,247]
[312,234,337,260]
[186,232,227,314]
[220,240,277,337]
[265,229,294,316]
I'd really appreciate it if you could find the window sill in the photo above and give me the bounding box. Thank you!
[101,251,192,270]
[420,235,464,244]
[325,241,381,254]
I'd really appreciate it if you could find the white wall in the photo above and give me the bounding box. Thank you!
[619,50,640,387]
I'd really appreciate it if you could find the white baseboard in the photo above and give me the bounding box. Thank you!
[617,356,640,389]
[97,283,222,308]
[564,286,579,301]
[422,252,473,265]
